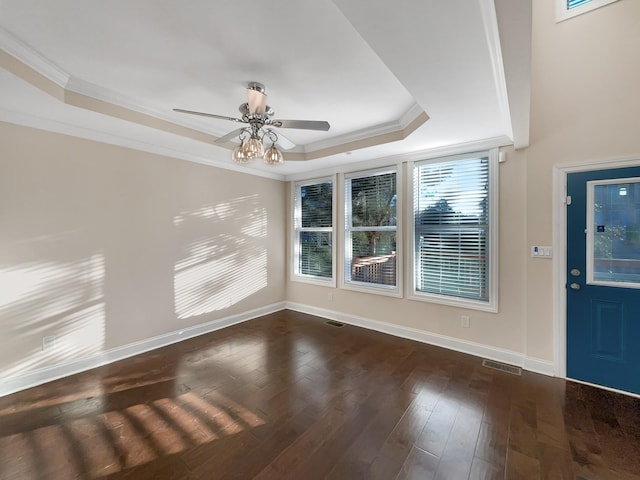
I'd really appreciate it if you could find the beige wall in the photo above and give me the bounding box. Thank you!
[0,121,286,379]
[525,0,640,361]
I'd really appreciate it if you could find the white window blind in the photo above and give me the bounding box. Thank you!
[344,169,398,290]
[568,0,591,8]
[414,155,490,302]
[294,180,333,280]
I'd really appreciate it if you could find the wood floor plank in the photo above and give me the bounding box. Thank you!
[505,448,540,480]
[366,398,433,480]
[537,442,574,480]
[396,446,439,480]
[1,310,640,479]
[469,456,504,480]
[415,396,459,458]
[433,403,483,480]
[474,421,508,471]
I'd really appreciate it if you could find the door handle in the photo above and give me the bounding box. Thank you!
[569,283,581,291]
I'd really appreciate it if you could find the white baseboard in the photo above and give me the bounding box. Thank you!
[286,302,556,377]
[523,356,556,376]
[2,301,557,398]
[1,301,286,398]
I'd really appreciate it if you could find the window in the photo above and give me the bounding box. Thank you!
[556,0,620,22]
[292,178,335,284]
[343,167,400,295]
[587,178,640,288]
[410,151,498,311]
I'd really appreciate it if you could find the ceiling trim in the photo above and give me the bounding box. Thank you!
[282,110,429,162]
[1,24,431,162]
[0,26,69,88]
[494,0,532,150]
[0,37,222,146]
[0,48,66,102]
[63,89,219,145]
[300,103,427,153]
[65,76,223,136]
[479,0,513,141]
[285,134,513,182]
[0,107,286,181]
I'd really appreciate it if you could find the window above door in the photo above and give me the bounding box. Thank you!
[556,0,621,22]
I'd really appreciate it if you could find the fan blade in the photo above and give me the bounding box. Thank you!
[247,89,267,115]
[174,108,243,123]
[214,128,246,144]
[270,119,330,131]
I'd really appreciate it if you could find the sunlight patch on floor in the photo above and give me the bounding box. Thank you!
[0,390,265,478]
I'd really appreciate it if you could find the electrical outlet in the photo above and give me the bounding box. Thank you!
[328,292,334,301]
[461,315,470,328]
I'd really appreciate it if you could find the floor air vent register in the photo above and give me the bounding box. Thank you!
[482,359,522,376]
[325,320,345,328]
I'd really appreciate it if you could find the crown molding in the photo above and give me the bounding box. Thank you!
[1,26,433,163]
[0,108,286,181]
[300,102,428,154]
[0,26,69,87]
[284,135,513,182]
[64,76,226,137]
[479,0,513,143]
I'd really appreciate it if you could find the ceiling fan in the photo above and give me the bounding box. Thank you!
[174,82,330,165]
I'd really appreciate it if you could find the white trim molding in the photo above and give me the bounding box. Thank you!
[0,302,286,398]
[286,302,555,376]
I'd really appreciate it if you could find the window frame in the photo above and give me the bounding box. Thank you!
[408,149,499,312]
[291,175,336,286]
[556,0,621,22]
[341,165,402,297]
[586,177,640,289]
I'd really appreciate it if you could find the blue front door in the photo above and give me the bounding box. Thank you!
[566,166,640,394]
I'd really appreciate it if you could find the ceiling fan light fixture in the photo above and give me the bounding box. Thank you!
[245,136,264,159]
[232,140,251,163]
[263,143,283,165]
[173,81,330,167]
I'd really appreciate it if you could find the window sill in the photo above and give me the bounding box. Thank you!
[340,281,402,298]
[408,291,498,313]
[291,275,336,288]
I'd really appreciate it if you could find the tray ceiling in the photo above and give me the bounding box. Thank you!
[0,0,530,179]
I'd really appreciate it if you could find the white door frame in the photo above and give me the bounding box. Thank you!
[553,156,640,379]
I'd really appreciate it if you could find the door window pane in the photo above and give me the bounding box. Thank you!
[590,179,640,286]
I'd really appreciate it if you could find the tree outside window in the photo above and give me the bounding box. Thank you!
[345,170,397,288]
[293,179,334,282]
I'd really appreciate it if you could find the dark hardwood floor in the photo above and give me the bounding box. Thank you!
[1,310,639,479]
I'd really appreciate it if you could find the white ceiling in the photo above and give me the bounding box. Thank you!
[0,0,530,179]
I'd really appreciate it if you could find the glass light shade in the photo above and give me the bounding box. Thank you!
[245,137,264,159]
[232,141,251,163]
[263,144,284,165]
